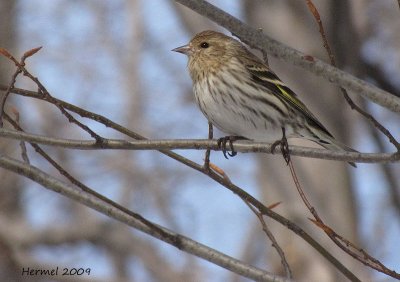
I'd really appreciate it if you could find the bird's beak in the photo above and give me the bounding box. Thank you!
[172,44,191,55]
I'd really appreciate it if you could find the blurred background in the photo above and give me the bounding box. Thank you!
[1,0,399,281]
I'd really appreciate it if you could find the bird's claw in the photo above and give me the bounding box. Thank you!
[271,128,291,165]
[217,136,245,159]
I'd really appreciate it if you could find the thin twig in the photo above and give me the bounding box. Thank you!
[9,107,30,164]
[367,123,400,222]
[305,0,400,151]
[288,160,319,220]
[289,145,398,279]
[0,48,104,143]
[244,200,292,279]
[0,48,23,127]
[208,162,232,183]
[200,165,361,282]
[0,48,42,124]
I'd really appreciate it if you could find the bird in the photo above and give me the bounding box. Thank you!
[172,30,356,167]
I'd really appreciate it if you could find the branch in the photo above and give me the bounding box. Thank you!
[304,0,399,151]
[1,128,399,164]
[0,155,290,282]
[174,0,400,113]
[5,85,400,164]
[244,201,292,279]
[0,87,370,279]
[0,49,104,143]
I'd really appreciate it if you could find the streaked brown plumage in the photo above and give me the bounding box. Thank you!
[173,30,356,166]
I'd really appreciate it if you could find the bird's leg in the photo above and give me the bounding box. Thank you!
[271,128,290,165]
[217,136,247,159]
[203,122,213,171]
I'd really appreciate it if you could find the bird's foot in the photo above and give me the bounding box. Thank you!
[217,136,246,159]
[271,128,290,165]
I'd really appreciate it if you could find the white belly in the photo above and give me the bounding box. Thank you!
[193,76,287,142]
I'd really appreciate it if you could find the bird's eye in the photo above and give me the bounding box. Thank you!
[200,42,209,48]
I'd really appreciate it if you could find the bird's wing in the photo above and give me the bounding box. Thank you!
[246,64,333,137]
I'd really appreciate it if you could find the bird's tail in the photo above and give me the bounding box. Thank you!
[311,135,357,167]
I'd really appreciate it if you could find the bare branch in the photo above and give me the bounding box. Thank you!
[200,166,362,281]
[0,50,22,127]
[0,121,360,280]
[8,108,30,163]
[5,85,399,164]
[174,0,400,112]
[0,49,104,143]
[0,82,389,279]
[244,201,292,279]
[3,112,176,243]
[0,128,399,164]
[304,0,400,151]
[288,159,399,280]
[0,155,291,282]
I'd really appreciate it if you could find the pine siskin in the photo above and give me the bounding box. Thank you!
[173,30,356,166]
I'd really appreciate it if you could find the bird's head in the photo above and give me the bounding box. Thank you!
[172,30,245,80]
